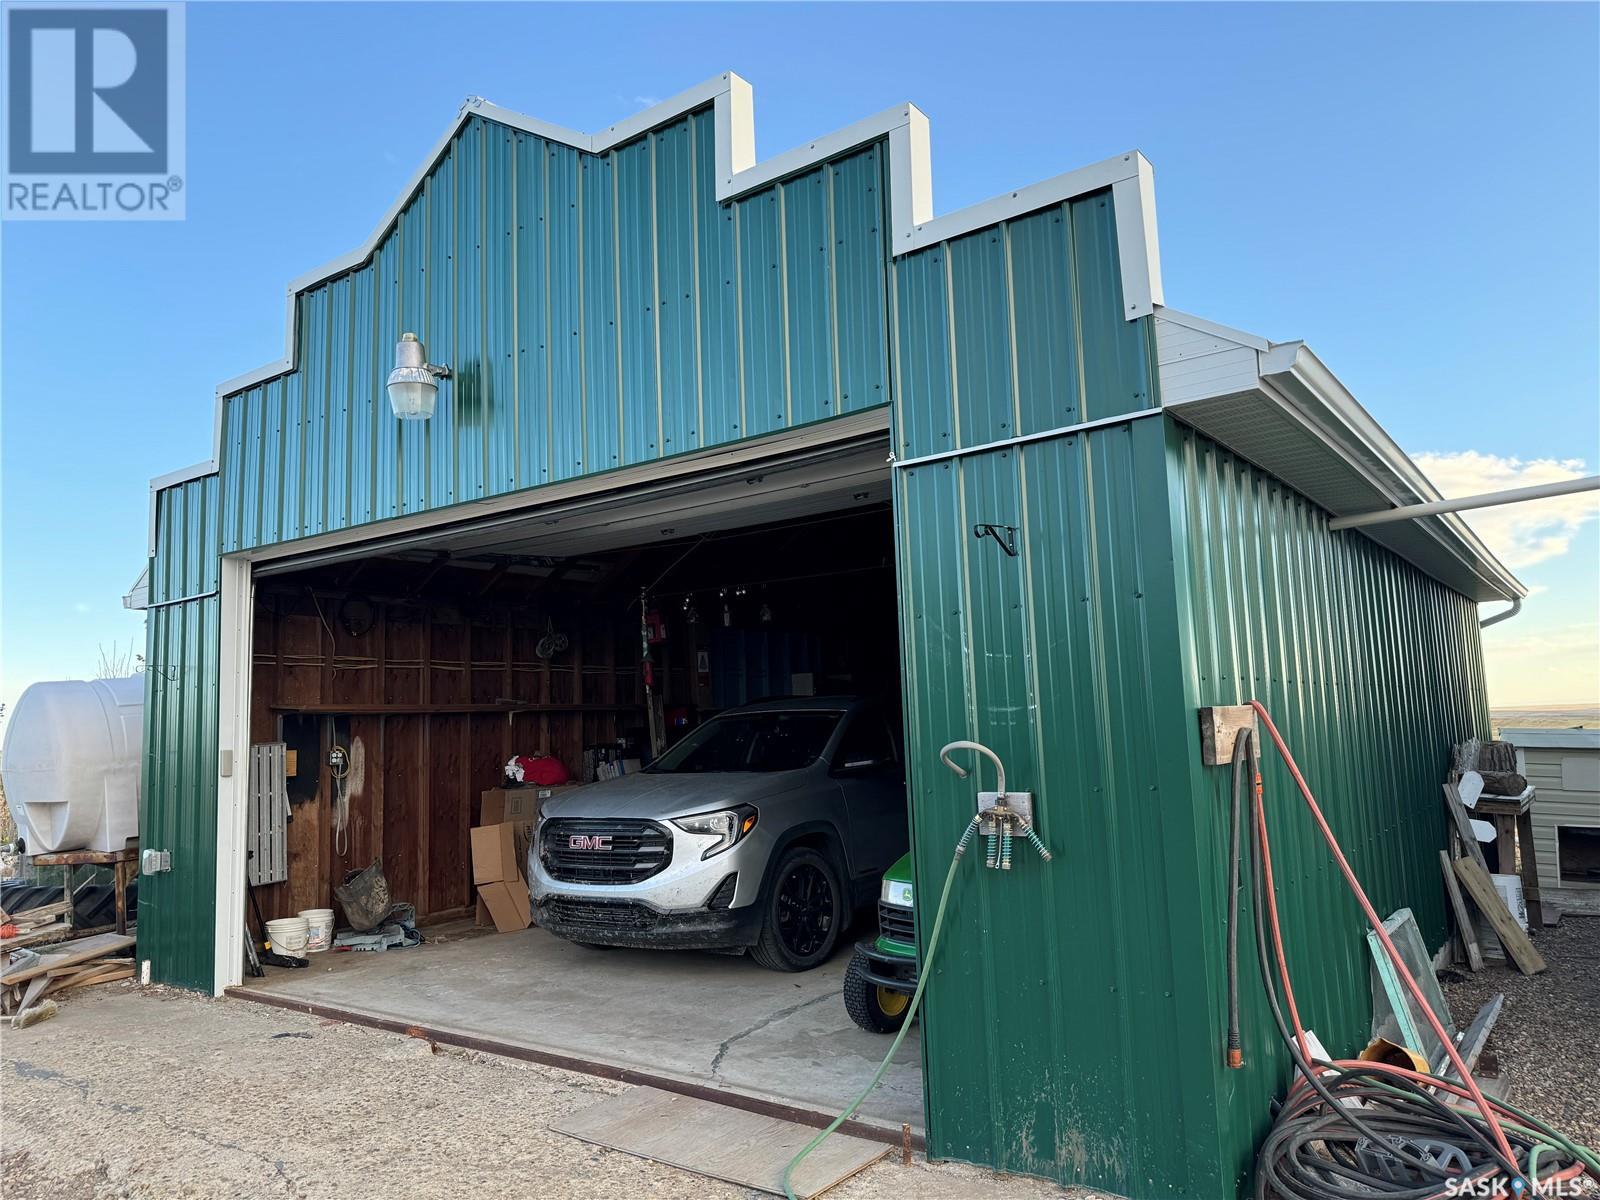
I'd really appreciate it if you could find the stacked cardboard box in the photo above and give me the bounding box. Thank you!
[470,785,581,932]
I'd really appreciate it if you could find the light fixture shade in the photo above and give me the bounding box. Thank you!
[387,332,441,420]
[386,367,438,420]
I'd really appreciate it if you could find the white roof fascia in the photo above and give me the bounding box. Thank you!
[124,565,151,611]
[208,73,1162,428]
[1498,728,1600,751]
[1256,343,1525,600]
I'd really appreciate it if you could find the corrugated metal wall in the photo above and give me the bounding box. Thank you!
[891,189,1156,462]
[1167,423,1490,1194]
[141,473,222,990]
[890,187,1212,1195]
[217,110,890,552]
[894,415,1228,1196]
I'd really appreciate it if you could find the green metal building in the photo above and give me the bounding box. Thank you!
[138,73,1520,1198]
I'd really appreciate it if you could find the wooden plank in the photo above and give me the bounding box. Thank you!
[0,934,135,986]
[1442,784,1490,873]
[1453,858,1546,975]
[1515,808,1545,928]
[381,714,422,909]
[1439,851,1483,971]
[426,715,469,915]
[552,1087,889,1200]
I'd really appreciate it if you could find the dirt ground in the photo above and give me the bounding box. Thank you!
[2,917,1594,1200]
[0,984,1073,1200]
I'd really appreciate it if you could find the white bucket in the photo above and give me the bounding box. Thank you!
[265,916,310,958]
[299,908,335,953]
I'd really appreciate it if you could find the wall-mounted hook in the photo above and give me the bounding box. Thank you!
[972,524,1017,557]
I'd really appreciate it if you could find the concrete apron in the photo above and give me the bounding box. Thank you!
[228,921,924,1144]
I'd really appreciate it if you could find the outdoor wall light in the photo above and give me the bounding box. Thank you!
[386,332,450,420]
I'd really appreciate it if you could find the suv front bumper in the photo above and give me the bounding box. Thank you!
[534,894,765,951]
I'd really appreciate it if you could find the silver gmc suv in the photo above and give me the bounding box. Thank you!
[529,697,907,970]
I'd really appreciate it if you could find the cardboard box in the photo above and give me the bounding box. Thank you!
[480,784,582,826]
[480,787,539,826]
[471,822,525,885]
[477,878,530,933]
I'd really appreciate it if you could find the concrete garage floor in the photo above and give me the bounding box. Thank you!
[233,920,925,1133]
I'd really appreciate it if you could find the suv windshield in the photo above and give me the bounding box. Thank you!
[648,710,843,774]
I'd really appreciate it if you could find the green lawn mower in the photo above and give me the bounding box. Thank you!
[843,852,918,1033]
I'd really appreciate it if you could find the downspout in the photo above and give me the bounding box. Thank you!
[1478,595,1522,629]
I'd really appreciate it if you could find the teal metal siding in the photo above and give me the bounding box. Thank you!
[216,111,891,553]
[1166,422,1490,1195]
[890,189,1157,463]
[141,474,222,990]
[895,415,1227,1196]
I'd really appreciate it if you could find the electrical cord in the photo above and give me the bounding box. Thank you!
[1242,701,1597,1200]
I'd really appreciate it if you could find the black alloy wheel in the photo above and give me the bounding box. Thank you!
[750,846,843,971]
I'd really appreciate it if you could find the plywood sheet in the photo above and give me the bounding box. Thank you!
[551,1087,888,1199]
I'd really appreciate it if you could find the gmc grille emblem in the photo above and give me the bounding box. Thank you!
[568,834,613,851]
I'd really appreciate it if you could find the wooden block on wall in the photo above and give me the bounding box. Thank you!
[1198,705,1257,767]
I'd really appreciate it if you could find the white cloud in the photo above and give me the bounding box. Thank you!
[1482,621,1600,707]
[1410,450,1599,570]
[633,95,662,109]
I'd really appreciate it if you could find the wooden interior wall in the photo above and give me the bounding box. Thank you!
[248,589,642,923]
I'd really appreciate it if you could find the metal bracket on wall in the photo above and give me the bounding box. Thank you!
[972,524,1018,557]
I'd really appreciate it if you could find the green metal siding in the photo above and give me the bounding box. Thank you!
[140,474,222,990]
[1165,422,1490,1195]
[890,189,1156,463]
[892,188,1200,1193]
[216,111,891,553]
[895,415,1226,1196]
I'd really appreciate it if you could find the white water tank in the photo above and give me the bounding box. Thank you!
[2,677,143,854]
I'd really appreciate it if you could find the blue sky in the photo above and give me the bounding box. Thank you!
[2,1,1597,712]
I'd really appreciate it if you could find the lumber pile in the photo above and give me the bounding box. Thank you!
[1,932,136,1026]
[1440,780,1545,977]
[0,899,73,949]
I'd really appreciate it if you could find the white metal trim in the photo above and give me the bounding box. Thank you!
[200,72,1162,464]
[213,555,253,996]
[1152,306,1272,352]
[1158,316,1525,603]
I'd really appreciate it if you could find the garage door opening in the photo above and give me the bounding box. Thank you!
[231,463,924,1132]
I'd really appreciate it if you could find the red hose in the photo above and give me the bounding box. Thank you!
[1247,700,1520,1171]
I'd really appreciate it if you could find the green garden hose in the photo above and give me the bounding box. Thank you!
[781,814,981,1200]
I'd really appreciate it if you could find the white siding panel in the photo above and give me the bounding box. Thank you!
[1519,745,1600,891]
[1155,316,1260,405]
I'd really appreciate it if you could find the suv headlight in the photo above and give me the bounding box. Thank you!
[881,877,913,908]
[671,805,759,859]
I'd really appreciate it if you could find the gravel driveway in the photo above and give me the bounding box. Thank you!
[4,918,1593,1199]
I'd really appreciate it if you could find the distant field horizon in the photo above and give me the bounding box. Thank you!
[1491,703,1599,731]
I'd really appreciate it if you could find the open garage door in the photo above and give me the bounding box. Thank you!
[221,419,922,1135]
